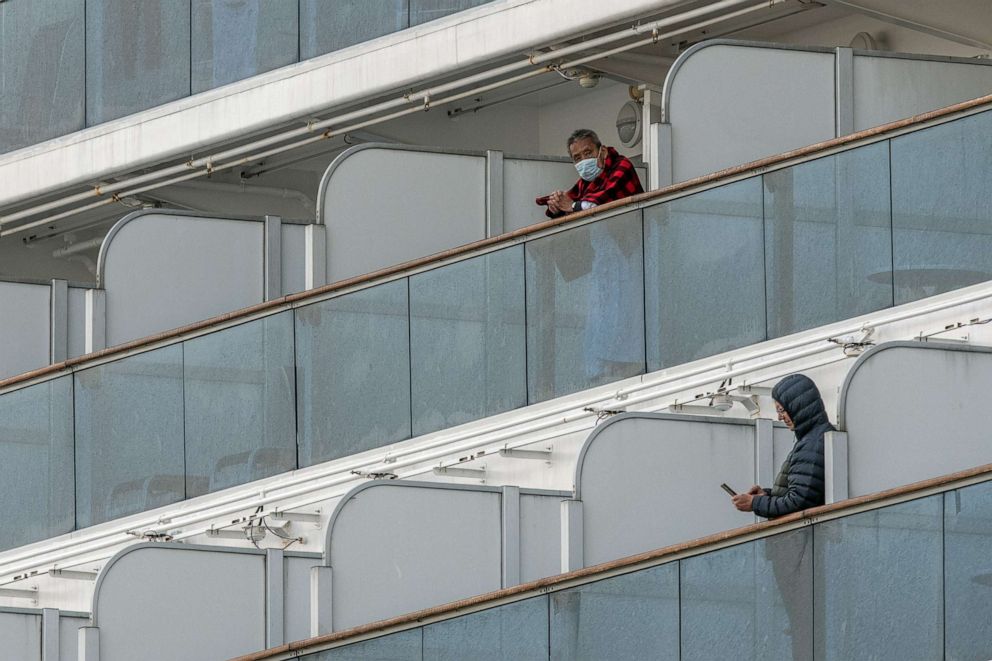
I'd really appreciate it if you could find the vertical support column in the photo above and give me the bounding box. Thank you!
[305,224,327,290]
[78,626,100,661]
[824,431,849,503]
[310,566,333,637]
[41,608,59,661]
[264,215,283,301]
[501,486,521,588]
[640,85,670,190]
[560,499,583,573]
[84,289,106,354]
[755,418,775,488]
[266,549,285,648]
[835,47,855,138]
[486,150,505,238]
[50,279,68,364]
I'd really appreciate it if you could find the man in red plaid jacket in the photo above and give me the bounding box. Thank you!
[540,128,643,217]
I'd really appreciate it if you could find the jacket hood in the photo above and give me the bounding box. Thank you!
[772,374,831,439]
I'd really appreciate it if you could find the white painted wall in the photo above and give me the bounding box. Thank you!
[0,281,49,380]
[538,80,642,160]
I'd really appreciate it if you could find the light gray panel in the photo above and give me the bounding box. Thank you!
[853,57,992,131]
[526,211,645,402]
[102,213,264,346]
[295,280,410,466]
[74,346,184,528]
[0,611,42,661]
[681,529,813,661]
[813,496,942,660]
[409,247,526,436]
[669,44,834,182]
[85,1,191,124]
[519,494,563,583]
[763,142,893,338]
[890,110,992,304]
[285,556,318,645]
[844,344,992,496]
[67,287,87,360]
[503,159,577,233]
[772,426,796,473]
[59,616,88,661]
[0,281,50,380]
[322,149,486,282]
[328,484,502,630]
[578,416,755,566]
[0,377,74,552]
[644,178,765,370]
[411,0,494,26]
[191,0,299,94]
[0,0,84,154]
[96,546,265,661]
[550,563,679,661]
[183,312,297,497]
[281,223,307,295]
[299,1,408,60]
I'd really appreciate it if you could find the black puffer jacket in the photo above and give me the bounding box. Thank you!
[751,374,833,519]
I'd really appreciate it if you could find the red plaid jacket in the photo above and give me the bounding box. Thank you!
[544,147,643,218]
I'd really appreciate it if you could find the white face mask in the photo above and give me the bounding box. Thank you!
[575,157,603,182]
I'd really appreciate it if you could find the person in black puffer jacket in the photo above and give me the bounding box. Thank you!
[732,373,833,518]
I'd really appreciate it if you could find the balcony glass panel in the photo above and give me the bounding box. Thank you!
[0,0,84,154]
[891,110,992,304]
[411,0,494,26]
[550,562,679,661]
[681,529,812,661]
[644,178,765,369]
[764,142,893,337]
[296,280,411,466]
[813,495,943,660]
[305,628,422,660]
[944,481,992,659]
[526,211,645,402]
[184,312,297,497]
[300,0,408,59]
[74,345,186,528]
[191,0,299,94]
[423,595,549,660]
[0,378,74,551]
[86,0,191,124]
[410,247,526,435]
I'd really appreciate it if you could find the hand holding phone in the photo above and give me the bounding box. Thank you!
[720,483,737,496]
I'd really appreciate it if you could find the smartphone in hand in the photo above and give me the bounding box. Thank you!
[720,483,737,496]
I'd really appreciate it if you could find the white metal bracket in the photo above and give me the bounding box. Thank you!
[498,449,552,461]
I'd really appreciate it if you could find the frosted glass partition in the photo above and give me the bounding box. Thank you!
[662,41,992,184]
[74,345,186,528]
[191,0,299,93]
[644,178,764,369]
[300,0,408,59]
[0,378,74,552]
[3,108,992,543]
[0,0,84,154]
[526,211,645,402]
[298,482,992,661]
[85,1,191,124]
[410,0,494,26]
[409,247,526,436]
[296,280,411,466]
[763,141,893,336]
[890,110,992,304]
[183,312,297,497]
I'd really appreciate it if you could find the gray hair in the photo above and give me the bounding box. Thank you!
[566,129,601,151]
